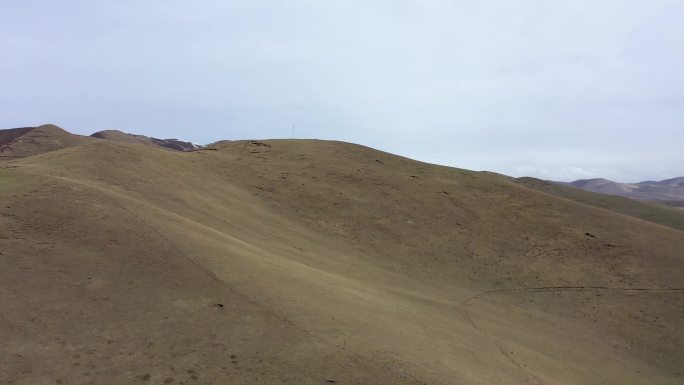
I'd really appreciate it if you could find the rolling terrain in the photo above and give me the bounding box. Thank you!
[560,177,684,206]
[515,177,684,231]
[1,126,683,385]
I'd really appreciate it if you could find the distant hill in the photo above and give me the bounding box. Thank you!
[91,130,201,152]
[560,177,684,206]
[516,177,684,231]
[0,124,93,161]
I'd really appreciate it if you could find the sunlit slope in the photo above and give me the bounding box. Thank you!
[1,140,682,385]
[515,176,684,231]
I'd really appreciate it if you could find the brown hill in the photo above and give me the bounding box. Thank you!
[1,136,683,385]
[91,129,201,151]
[0,124,93,161]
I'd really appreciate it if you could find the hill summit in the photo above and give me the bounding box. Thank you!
[0,124,93,160]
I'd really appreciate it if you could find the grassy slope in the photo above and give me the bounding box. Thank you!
[515,177,684,231]
[1,140,683,385]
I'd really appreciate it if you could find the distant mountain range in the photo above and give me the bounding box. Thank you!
[558,177,684,207]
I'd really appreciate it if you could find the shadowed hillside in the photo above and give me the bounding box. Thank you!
[1,134,683,385]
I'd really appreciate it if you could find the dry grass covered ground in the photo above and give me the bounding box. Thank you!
[1,137,683,384]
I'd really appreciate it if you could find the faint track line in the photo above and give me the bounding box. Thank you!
[39,172,312,334]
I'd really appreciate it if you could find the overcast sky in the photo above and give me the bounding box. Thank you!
[1,1,682,182]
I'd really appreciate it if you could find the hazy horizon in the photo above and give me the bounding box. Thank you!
[2,1,682,182]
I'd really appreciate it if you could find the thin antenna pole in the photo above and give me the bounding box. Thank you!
[291,124,295,139]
